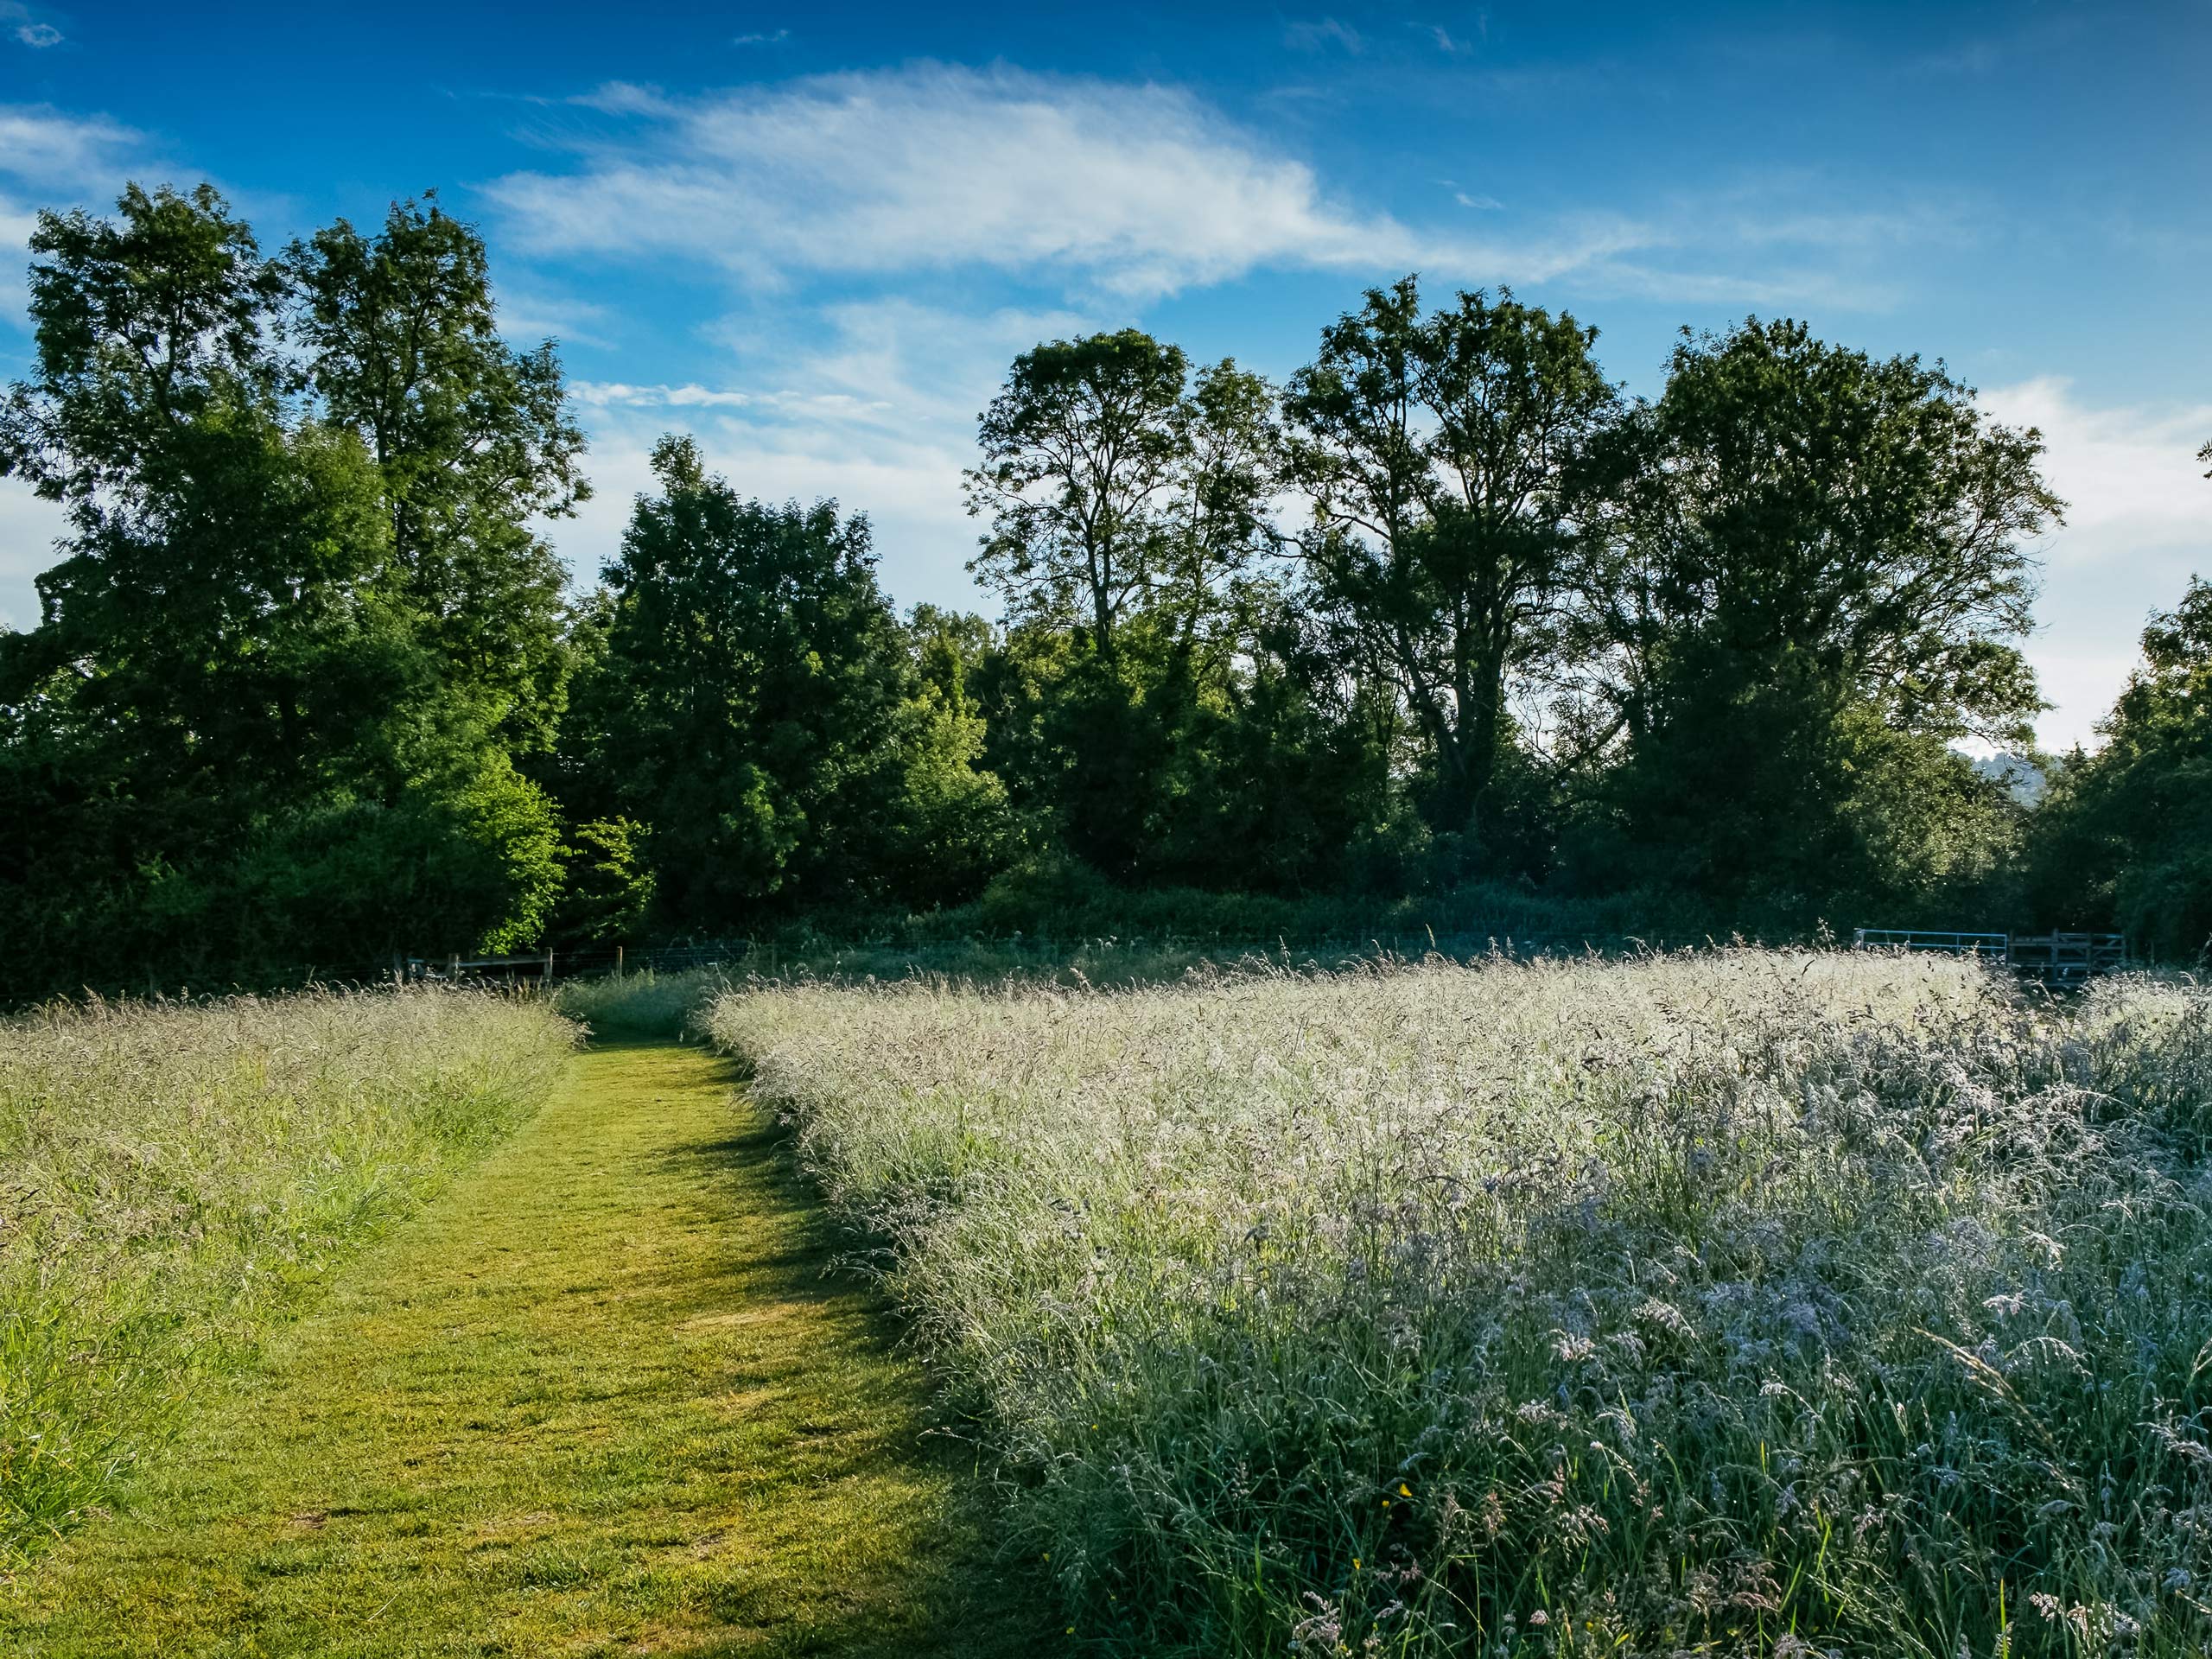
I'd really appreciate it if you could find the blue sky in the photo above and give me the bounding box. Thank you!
[2,0,2208,747]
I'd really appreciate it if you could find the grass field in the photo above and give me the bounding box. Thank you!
[707,950,2212,1656]
[0,988,571,1565]
[2,1039,1051,1656]
[543,940,1384,1043]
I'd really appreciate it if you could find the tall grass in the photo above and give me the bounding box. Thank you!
[548,942,1434,1041]
[708,952,2212,1656]
[0,986,572,1562]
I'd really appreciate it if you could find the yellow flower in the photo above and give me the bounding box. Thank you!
[1398,1482,1412,1497]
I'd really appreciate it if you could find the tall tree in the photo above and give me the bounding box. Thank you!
[1287,278,1615,851]
[288,195,588,750]
[573,437,1008,925]
[963,328,1414,891]
[1573,318,2059,910]
[0,184,568,992]
[2029,563,2212,960]
[1584,318,2052,749]
[965,330,1189,658]
[1160,359,1282,654]
[0,184,393,814]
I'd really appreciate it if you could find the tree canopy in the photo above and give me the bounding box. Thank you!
[0,185,569,993]
[33,182,2212,994]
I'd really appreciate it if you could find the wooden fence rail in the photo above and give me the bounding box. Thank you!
[1853,927,2128,985]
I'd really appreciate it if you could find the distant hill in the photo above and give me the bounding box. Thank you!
[1974,752,2048,806]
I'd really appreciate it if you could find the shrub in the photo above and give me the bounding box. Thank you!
[550,966,728,1039]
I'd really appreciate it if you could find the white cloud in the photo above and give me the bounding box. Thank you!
[0,477,66,632]
[731,29,789,47]
[1982,378,2212,750]
[573,380,756,409]
[0,106,142,189]
[1561,255,1906,314]
[0,106,157,321]
[0,3,60,49]
[549,408,981,613]
[485,65,1969,314]
[544,298,1103,613]
[486,63,1656,300]
[732,296,1097,428]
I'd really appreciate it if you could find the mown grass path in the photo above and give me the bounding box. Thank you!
[3,1041,1052,1657]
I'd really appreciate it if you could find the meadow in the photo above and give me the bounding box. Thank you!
[0,987,572,1563]
[707,951,2212,1657]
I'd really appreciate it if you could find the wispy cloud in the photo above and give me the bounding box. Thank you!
[573,380,757,409]
[732,29,790,47]
[549,298,1103,607]
[486,63,1656,300]
[1283,18,1363,54]
[1,3,60,48]
[0,106,143,188]
[0,106,162,324]
[496,285,617,350]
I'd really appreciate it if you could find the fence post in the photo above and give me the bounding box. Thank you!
[448,952,461,982]
[614,944,625,979]
[543,948,556,984]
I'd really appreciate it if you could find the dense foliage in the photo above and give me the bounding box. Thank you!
[2029,578,2212,957]
[3,181,2208,995]
[0,188,575,995]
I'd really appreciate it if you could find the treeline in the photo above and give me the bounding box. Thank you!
[3,186,2208,997]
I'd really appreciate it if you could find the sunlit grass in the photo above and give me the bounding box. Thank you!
[706,950,2212,1656]
[0,986,573,1562]
[3,1042,1051,1656]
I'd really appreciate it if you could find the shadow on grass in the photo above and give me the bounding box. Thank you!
[642,1047,1060,1659]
